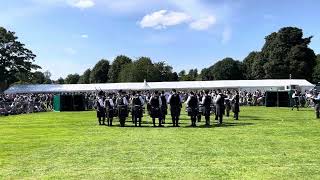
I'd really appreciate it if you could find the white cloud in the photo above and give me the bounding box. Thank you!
[81,34,89,38]
[139,10,191,29]
[139,10,217,31]
[68,0,95,9]
[189,16,216,31]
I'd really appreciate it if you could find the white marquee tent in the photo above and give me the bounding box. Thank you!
[4,79,315,94]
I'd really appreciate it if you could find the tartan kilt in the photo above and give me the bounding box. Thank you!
[187,107,198,116]
[113,109,118,117]
[147,104,151,115]
[232,104,240,113]
[106,108,114,118]
[96,108,106,118]
[161,106,168,115]
[118,105,128,118]
[170,106,181,117]
[150,107,161,118]
[216,105,225,116]
[202,107,211,116]
[132,105,143,118]
[198,105,204,115]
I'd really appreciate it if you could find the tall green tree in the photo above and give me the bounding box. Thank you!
[178,70,186,81]
[118,57,160,82]
[108,55,132,83]
[312,55,320,83]
[43,70,52,84]
[90,59,110,83]
[65,74,80,84]
[57,77,65,84]
[211,58,243,80]
[261,27,316,81]
[0,27,40,90]
[200,68,214,81]
[78,68,91,84]
[154,61,176,81]
[31,71,46,84]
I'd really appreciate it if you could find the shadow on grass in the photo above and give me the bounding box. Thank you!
[240,115,264,120]
[103,121,254,128]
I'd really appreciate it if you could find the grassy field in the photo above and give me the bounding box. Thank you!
[1,107,320,179]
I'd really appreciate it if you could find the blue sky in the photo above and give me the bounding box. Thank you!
[1,0,320,79]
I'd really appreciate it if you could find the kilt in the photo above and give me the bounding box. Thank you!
[215,105,225,116]
[132,105,143,118]
[106,108,114,118]
[187,107,198,117]
[198,105,204,115]
[315,104,320,112]
[161,106,168,115]
[147,104,151,115]
[96,108,106,118]
[170,106,181,117]
[203,107,211,116]
[232,103,240,113]
[150,107,161,118]
[118,105,128,118]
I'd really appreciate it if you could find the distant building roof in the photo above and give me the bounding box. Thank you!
[4,79,315,94]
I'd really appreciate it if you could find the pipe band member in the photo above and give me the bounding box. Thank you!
[231,90,240,120]
[202,90,212,126]
[96,91,106,125]
[149,91,163,127]
[105,93,115,126]
[168,89,182,127]
[131,91,144,127]
[116,90,128,127]
[214,89,225,125]
[314,92,320,119]
[186,91,199,127]
[160,91,168,124]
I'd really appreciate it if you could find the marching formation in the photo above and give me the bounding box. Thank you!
[94,89,241,127]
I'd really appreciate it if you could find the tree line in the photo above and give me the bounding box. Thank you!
[1,26,320,91]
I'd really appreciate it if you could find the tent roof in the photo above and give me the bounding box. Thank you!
[4,79,315,94]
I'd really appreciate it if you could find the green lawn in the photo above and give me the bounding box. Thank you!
[1,107,320,179]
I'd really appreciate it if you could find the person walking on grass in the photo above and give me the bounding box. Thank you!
[313,92,320,119]
[95,91,106,126]
[215,89,225,125]
[292,90,300,111]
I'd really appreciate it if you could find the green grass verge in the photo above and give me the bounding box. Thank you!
[1,107,320,179]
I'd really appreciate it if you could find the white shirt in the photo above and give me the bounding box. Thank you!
[105,98,114,107]
[139,96,145,105]
[185,96,192,105]
[117,96,128,105]
[98,98,105,108]
[215,94,222,104]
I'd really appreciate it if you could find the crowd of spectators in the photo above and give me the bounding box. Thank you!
[0,94,53,116]
[1,89,317,117]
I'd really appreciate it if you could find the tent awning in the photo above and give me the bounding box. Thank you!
[4,79,315,94]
